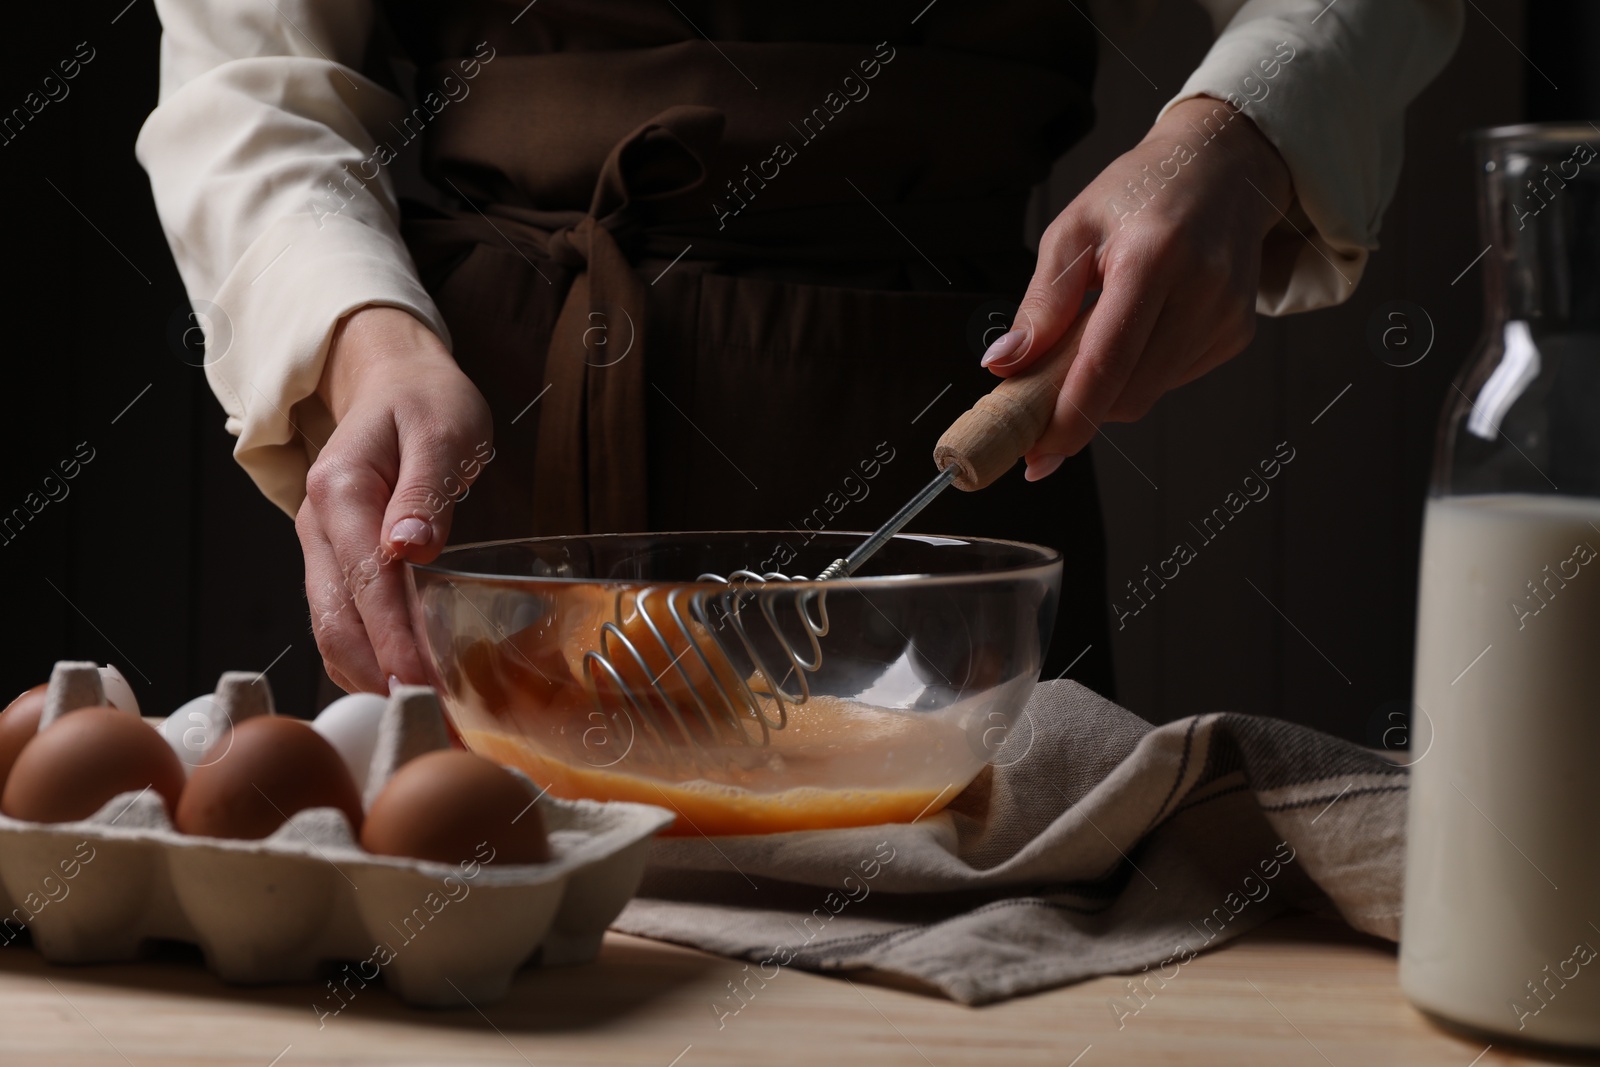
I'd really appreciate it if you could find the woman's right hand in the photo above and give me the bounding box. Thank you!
[297,306,494,694]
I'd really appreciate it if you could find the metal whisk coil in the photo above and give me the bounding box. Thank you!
[581,570,832,764]
[576,467,959,765]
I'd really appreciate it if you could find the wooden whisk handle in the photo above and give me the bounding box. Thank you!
[933,314,1090,492]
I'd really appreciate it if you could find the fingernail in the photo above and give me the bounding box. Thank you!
[1025,454,1067,482]
[387,674,403,694]
[389,517,432,546]
[981,327,1030,369]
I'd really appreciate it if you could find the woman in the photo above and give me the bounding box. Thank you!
[136,0,1461,697]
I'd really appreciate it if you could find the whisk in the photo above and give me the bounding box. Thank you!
[581,317,1091,765]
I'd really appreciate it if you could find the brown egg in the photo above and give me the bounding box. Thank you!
[1,705,186,823]
[0,684,47,791]
[362,750,548,865]
[175,716,362,840]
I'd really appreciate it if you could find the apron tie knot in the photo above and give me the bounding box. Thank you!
[546,104,723,268]
[535,104,724,533]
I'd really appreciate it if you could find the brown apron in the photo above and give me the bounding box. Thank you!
[384,1,1114,693]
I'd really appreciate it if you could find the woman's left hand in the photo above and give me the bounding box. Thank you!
[982,95,1295,480]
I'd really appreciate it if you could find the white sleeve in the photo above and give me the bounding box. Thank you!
[1159,0,1464,315]
[135,0,452,518]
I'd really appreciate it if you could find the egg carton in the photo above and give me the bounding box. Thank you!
[0,661,674,1007]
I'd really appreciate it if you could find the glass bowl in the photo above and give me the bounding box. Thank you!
[405,531,1060,836]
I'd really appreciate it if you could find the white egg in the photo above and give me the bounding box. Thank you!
[312,693,387,794]
[98,665,139,716]
[160,695,225,773]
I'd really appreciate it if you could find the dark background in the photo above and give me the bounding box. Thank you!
[0,0,1588,740]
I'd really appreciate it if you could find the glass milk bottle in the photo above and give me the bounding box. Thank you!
[1400,123,1600,1047]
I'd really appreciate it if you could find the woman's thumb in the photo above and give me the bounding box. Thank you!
[380,436,486,565]
[982,227,1095,379]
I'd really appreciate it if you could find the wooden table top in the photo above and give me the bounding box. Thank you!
[0,914,1589,1066]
